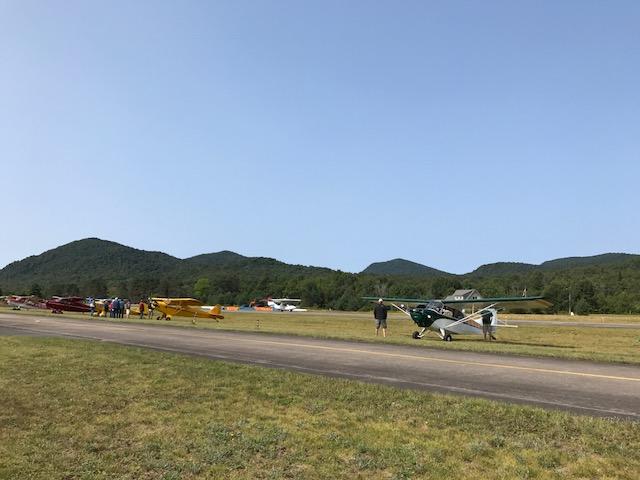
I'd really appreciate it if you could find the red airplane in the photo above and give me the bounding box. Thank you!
[45,296,91,314]
[7,295,46,310]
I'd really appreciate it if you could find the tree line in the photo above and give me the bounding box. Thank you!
[8,259,640,315]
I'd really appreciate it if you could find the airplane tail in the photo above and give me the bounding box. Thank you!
[209,304,224,319]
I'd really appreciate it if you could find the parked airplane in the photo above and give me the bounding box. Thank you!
[151,298,224,323]
[267,298,308,312]
[46,296,92,314]
[6,295,46,310]
[363,295,551,341]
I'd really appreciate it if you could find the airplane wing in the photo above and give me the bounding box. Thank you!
[442,296,552,310]
[271,298,301,303]
[153,297,203,307]
[363,296,552,309]
[60,296,85,302]
[362,296,434,304]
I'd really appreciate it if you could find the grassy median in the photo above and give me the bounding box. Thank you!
[1,336,639,479]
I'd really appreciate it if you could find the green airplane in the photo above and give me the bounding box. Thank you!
[363,295,552,341]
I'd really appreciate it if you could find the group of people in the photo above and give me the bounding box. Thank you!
[101,298,132,318]
[86,297,155,320]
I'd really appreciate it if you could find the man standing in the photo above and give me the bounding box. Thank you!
[148,299,155,319]
[481,310,494,341]
[138,299,145,319]
[374,298,390,337]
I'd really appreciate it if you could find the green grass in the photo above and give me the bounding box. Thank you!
[4,307,640,364]
[1,336,639,479]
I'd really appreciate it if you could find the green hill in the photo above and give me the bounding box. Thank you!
[468,254,639,276]
[0,238,181,294]
[185,250,248,266]
[186,251,329,275]
[469,262,538,276]
[1,239,639,314]
[361,258,450,277]
[0,238,331,300]
[539,253,639,270]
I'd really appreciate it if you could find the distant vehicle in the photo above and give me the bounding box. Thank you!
[152,298,224,322]
[45,296,92,314]
[6,295,46,310]
[267,298,308,312]
[363,295,551,341]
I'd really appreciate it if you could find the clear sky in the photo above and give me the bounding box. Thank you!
[1,1,639,274]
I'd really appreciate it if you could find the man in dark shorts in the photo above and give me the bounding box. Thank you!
[481,310,495,341]
[374,298,390,337]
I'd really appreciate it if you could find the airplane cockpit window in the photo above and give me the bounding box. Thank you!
[426,301,444,310]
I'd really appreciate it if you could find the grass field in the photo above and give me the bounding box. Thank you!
[1,336,639,479]
[3,307,640,365]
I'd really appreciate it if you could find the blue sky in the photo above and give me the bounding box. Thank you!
[1,1,638,274]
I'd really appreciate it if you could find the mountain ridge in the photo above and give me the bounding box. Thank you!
[2,239,639,282]
[361,258,450,277]
[364,253,640,277]
[1,238,639,314]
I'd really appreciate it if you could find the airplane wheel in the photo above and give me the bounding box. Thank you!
[166,316,171,321]
[444,334,452,342]
[412,331,421,339]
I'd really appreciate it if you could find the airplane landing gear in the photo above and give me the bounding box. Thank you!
[438,329,452,341]
[412,328,427,339]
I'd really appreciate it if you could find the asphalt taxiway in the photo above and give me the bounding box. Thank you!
[1,313,639,420]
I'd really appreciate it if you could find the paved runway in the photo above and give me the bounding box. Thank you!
[2,313,639,420]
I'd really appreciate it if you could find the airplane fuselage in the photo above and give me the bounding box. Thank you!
[409,302,488,336]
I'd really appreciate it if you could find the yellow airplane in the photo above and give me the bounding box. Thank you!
[152,298,224,323]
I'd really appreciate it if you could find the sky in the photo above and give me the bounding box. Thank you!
[1,0,639,274]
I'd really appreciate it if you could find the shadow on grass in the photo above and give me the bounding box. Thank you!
[411,335,577,349]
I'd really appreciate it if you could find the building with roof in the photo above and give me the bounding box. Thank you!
[444,289,482,301]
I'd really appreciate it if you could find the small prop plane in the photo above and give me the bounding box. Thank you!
[45,296,92,314]
[363,295,551,341]
[151,298,224,323]
[6,295,46,310]
[267,297,308,312]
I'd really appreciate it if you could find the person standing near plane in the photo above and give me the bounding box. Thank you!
[374,298,390,337]
[138,299,145,319]
[481,310,493,341]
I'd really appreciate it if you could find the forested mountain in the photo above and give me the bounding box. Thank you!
[0,238,181,294]
[361,258,449,276]
[1,239,639,314]
[186,250,331,275]
[539,253,639,270]
[468,262,537,276]
[185,250,247,266]
[468,254,640,276]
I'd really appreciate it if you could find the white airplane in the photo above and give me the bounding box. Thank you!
[364,295,551,341]
[267,298,308,312]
